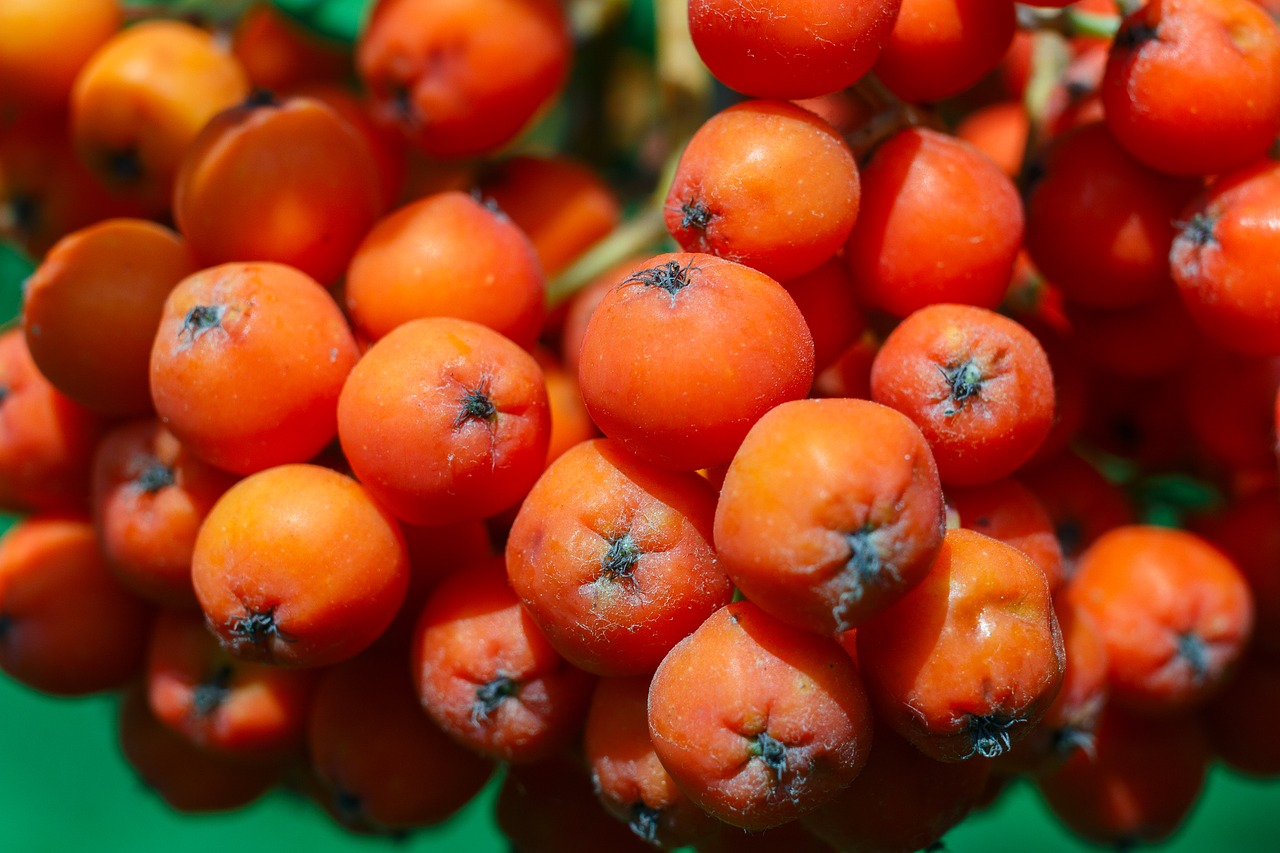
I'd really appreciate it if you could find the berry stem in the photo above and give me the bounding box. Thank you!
[844,74,941,159]
[656,0,712,138]
[546,200,669,307]
[1016,5,1122,41]
[1020,31,1071,187]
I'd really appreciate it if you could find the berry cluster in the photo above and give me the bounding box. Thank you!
[2,0,1279,850]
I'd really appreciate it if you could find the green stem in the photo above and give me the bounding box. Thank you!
[1063,9,1123,40]
[1024,31,1070,128]
[1018,30,1071,187]
[545,204,668,306]
[546,141,685,306]
[1016,5,1123,41]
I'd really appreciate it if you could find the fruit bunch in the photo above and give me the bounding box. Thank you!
[1,0,1279,850]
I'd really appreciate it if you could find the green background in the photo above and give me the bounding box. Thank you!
[5,1,1280,849]
[2,667,1279,853]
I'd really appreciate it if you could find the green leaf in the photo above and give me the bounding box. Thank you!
[271,0,372,43]
[620,0,656,53]
[1134,474,1225,511]
[122,0,257,25]
[0,240,33,326]
[1131,473,1225,530]
[122,1,371,42]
